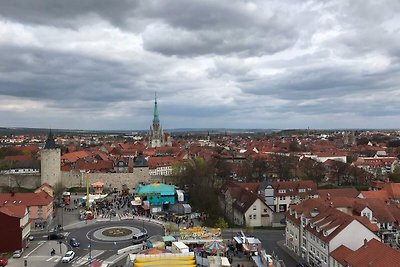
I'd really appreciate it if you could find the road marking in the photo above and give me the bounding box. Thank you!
[24,241,46,258]
[46,256,56,261]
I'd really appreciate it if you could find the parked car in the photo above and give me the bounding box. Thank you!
[132,232,148,244]
[61,251,75,263]
[48,233,64,240]
[0,257,8,266]
[28,235,34,241]
[69,238,80,247]
[13,250,23,258]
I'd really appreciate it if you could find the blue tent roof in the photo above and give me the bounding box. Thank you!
[135,183,175,195]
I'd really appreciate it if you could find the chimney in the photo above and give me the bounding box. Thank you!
[364,238,368,247]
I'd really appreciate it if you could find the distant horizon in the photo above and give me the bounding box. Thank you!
[1,126,399,134]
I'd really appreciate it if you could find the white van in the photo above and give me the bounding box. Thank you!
[132,232,148,244]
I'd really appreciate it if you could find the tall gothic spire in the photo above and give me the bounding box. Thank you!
[153,92,160,124]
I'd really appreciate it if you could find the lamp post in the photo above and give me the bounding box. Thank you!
[88,238,92,264]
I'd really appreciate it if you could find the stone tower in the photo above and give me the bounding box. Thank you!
[149,93,165,148]
[40,130,61,187]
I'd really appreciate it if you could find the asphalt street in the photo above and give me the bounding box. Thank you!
[222,229,298,267]
[54,219,165,266]
[19,194,299,267]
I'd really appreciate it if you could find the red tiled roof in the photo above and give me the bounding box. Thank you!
[4,155,33,161]
[0,191,52,207]
[330,245,354,266]
[61,151,90,163]
[344,238,400,267]
[360,190,389,202]
[318,188,359,198]
[75,160,113,171]
[147,157,178,169]
[382,183,400,199]
[0,204,27,218]
[271,180,318,196]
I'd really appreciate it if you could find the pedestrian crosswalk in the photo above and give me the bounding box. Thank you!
[70,250,104,266]
[44,255,61,263]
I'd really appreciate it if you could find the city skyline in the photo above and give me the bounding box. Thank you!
[0,1,400,130]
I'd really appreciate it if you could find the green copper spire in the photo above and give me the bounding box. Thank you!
[153,92,159,124]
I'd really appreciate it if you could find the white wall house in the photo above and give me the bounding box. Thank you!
[286,199,380,267]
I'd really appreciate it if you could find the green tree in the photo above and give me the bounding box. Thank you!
[389,166,400,183]
[214,217,228,229]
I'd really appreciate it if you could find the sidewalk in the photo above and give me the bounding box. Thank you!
[276,240,305,264]
[230,255,255,267]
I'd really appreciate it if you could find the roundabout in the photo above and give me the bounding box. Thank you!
[92,226,141,241]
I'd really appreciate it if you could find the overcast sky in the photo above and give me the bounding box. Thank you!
[0,0,399,130]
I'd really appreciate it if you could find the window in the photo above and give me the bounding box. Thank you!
[299,188,306,193]
[253,214,256,219]
[249,215,252,220]
[38,206,43,217]
[279,196,286,201]
[278,189,286,193]
[253,205,257,210]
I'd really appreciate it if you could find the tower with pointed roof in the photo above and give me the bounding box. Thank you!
[40,130,61,186]
[149,93,166,148]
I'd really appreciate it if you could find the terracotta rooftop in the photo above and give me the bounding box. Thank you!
[0,204,27,218]
[330,245,354,266]
[318,188,359,198]
[344,238,400,267]
[0,191,52,207]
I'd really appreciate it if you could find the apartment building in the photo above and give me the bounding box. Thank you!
[286,199,380,267]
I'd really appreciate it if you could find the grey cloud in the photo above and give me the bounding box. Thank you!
[0,0,400,129]
[0,46,150,109]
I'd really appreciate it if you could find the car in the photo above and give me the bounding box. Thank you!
[69,238,80,247]
[48,233,64,240]
[61,251,75,263]
[12,250,23,258]
[0,257,8,266]
[132,232,148,244]
[28,235,34,241]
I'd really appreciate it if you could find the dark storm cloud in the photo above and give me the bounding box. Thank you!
[0,0,139,28]
[140,0,307,56]
[0,46,149,109]
[0,0,400,129]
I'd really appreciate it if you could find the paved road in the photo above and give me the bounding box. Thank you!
[222,229,298,267]
[54,219,164,266]
[8,218,163,267]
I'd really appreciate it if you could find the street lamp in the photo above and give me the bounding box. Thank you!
[88,238,92,264]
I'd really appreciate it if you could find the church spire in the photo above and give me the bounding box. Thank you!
[153,92,160,124]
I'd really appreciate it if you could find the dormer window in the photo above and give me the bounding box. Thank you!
[279,189,286,194]
[299,189,306,193]
[323,231,328,237]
